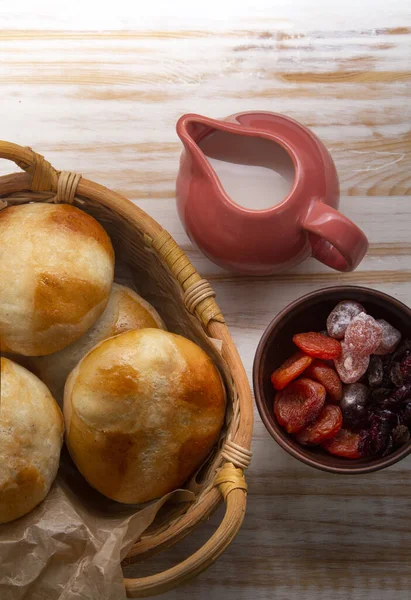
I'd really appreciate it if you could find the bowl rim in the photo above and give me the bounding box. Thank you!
[253,285,411,474]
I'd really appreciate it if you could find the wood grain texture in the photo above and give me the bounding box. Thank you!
[1,1,411,598]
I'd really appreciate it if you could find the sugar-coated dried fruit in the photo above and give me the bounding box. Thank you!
[367,356,383,387]
[345,313,382,356]
[392,424,410,448]
[274,378,326,434]
[304,360,342,403]
[334,344,370,384]
[322,428,361,459]
[271,351,313,391]
[326,301,366,339]
[293,332,342,360]
[340,383,369,431]
[374,319,402,355]
[296,405,342,445]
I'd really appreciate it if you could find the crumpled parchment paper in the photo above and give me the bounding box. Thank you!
[0,449,195,600]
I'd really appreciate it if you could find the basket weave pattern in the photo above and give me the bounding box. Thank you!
[0,141,253,598]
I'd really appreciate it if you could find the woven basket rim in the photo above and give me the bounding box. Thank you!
[0,141,253,597]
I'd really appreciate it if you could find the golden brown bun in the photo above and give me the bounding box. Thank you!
[64,329,225,504]
[32,283,165,405]
[0,203,114,356]
[0,358,64,524]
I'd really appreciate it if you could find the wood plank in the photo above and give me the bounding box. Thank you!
[1,2,410,598]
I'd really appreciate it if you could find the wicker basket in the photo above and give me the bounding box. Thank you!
[0,141,254,598]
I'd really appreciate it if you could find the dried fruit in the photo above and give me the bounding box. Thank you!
[382,385,411,410]
[358,429,372,457]
[400,355,411,384]
[334,344,370,384]
[345,313,382,356]
[392,424,410,448]
[392,339,411,363]
[369,387,392,406]
[273,378,326,434]
[367,356,383,387]
[374,319,402,355]
[296,405,342,445]
[304,360,342,403]
[293,332,342,360]
[369,411,397,455]
[390,362,404,388]
[326,301,365,339]
[271,351,313,391]
[340,383,369,431]
[322,429,361,459]
[403,402,411,425]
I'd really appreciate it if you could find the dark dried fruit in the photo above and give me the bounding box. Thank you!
[390,362,404,388]
[402,402,411,426]
[389,385,411,405]
[358,429,372,457]
[369,412,393,455]
[274,378,326,434]
[367,356,383,387]
[392,424,410,448]
[296,405,342,445]
[369,387,392,406]
[293,332,342,360]
[392,339,411,363]
[340,383,369,431]
[400,355,411,384]
[271,351,313,391]
[381,435,394,457]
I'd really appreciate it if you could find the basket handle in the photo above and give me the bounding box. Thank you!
[123,463,247,598]
[0,141,59,191]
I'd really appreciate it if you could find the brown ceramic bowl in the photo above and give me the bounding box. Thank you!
[253,286,411,474]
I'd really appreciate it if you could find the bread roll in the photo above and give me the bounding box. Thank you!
[0,358,64,524]
[64,329,225,504]
[0,203,114,356]
[32,283,165,405]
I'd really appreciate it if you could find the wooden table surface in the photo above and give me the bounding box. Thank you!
[2,2,411,598]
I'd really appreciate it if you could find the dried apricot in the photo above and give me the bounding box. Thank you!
[293,332,342,360]
[296,405,342,445]
[322,428,361,458]
[273,377,326,434]
[271,351,313,391]
[304,360,342,403]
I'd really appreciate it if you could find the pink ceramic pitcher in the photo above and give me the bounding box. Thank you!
[176,112,368,275]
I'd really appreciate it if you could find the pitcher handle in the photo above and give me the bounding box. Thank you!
[303,201,369,272]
